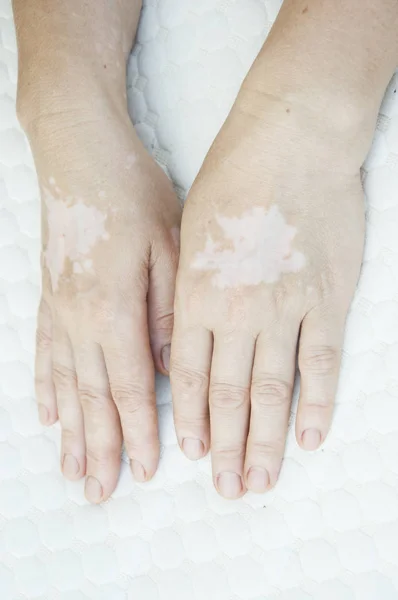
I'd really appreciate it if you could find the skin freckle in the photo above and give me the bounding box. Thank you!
[302,6,309,13]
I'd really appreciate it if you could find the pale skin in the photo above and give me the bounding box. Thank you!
[13,0,398,502]
[13,0,181,503]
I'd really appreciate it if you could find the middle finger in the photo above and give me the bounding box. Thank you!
[210,331,255,499]
[74,342,122,504]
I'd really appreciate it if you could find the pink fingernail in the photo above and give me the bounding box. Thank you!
[301,428,321,451]
[38,404,49,425]
[182,438,204,461]
[130,460,146,482]
[247,467,269,493]
[62,454,79,478]
[85,476,103,503]
[216,472,243,499]
[161,345,171,373]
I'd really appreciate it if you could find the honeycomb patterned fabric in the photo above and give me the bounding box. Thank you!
[1,0,398,598]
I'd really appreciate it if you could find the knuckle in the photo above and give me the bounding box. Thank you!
[86,446,114,467]
[251,376,292,408]
[212,443,246,461]
[53,362,77,392]
[250,439,284,459]
[210,382,249,411]
[153,311,174,336]
[78,383,108,411]
[302,400,334,412]
[174,412,208,432]
[300,345,339,375]
[61,426,80,444]
[171,363,209,395]
[111,382,152,414]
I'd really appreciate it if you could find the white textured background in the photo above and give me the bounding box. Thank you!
[1,0,398,598]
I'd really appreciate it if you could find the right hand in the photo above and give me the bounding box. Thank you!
[26,106,181,503]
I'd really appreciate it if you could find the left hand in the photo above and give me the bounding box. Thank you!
[170,87,367,499]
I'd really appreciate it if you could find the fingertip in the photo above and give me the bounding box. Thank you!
[151,329,173,376]
[215,472,246,500]
[130,459,147,483]
[181,437,206,461]
[300,428,322,451]
[85,475,104,504]
[246,467,270,494]
[38,403,58,426]
[38,404,49,425]
[62,453,85,481]
[161,344,171,374]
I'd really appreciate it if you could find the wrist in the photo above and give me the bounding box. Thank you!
[17,62,129,135]
[16,31,130,132]
[250,54,380,127]
[238,50,383,168]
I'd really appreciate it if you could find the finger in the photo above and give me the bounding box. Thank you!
[35,298,58,425]
[245,320,299,493]
[52,327,86,480]
[210,332,255,500]
[74,342,122,503]
[148,231,179,375]
[171,324,213,461]
[103,307,159,483]
[296,304,344,451]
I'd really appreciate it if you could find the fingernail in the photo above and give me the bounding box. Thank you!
[161,344,171,372]
[182,438,204,461]
[302,428,321,451]
[62,454,79,478]
[130,460,146,482]
[85,476,103,503]
[216,472,243,499]
[38,404,49,425]
[247,467,269,493]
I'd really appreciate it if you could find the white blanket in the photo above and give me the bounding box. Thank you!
[1,0,398,598]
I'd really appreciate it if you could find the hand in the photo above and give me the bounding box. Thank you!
[171,88,366,499]
[29,107,181,503]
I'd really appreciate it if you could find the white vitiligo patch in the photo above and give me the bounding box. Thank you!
[192,205,305,289]
[43,184,108,291]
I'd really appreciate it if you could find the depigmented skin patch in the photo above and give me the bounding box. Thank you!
[43,183,108,292]
[192,205,305,289]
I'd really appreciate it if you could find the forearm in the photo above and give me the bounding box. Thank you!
[12,0,142,127]
[245,0,398,129]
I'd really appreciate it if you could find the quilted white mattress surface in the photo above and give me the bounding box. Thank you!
[1,0,398,598]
